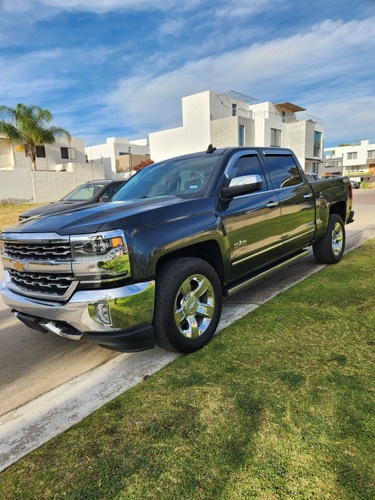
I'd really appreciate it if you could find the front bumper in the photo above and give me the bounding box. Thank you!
[1,272,156,352]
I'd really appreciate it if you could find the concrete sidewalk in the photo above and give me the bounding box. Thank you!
[1,208,375,472]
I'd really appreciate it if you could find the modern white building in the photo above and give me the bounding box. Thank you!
[149,90,325,174]
[324,140,375,181]
[85,137,150,179]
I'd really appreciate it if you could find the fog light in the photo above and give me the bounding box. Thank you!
[95,302,112,325]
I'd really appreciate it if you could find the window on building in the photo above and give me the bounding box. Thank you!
[367,150,375,159]
[25,145,46,158]
[347,152,357,160]
[271,128,281,147]
[232,103,237,117]
[61,147,77,160]
[265,155,303,189]
[238,125,245,146]
[312,163,319,174]
[313,131,322,157]
[35,145,46,158]
[228,155,268,191]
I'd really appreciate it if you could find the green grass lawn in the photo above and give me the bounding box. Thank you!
[0,240,374,499]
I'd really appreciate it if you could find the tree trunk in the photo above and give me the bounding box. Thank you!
[31,169,36,203]
[28,147,36,170]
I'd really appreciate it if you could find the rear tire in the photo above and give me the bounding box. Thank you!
[313,214,345,264]
[153,258,222,353]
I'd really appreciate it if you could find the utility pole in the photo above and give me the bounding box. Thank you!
[128,146,132,173]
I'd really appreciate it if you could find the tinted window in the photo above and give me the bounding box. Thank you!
[101,183,123,199]
[265,155,302,189]
[228,155,268,191]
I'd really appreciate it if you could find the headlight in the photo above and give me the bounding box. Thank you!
[70,230,131,282]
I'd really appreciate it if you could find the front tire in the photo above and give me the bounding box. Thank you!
[153,258,222,353]
[313,214,345,264]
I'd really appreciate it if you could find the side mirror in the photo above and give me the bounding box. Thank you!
[100,195,109,202]
[222,174,262,198]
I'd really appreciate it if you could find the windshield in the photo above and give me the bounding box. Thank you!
[62,183,106,201]
[112,156,220,201]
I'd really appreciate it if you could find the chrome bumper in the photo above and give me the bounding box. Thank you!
[1,271,155,351]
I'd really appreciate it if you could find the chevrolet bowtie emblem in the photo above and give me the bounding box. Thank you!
[14,261,26,272]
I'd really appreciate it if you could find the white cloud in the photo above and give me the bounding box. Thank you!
[159,18,186,36]
[0,49,74,102]
[215,0,284,18]
[108,16,375,143]
[1,0,201,14]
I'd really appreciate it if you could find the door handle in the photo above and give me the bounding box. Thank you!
[266,201,279,208]
[304,193,313,199]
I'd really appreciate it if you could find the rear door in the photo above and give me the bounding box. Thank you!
[262,151,316,255]
[220,150,283,282]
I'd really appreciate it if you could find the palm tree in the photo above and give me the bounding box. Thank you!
[0,103,71,170]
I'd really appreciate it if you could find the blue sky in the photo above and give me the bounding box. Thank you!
[1,0,375,148]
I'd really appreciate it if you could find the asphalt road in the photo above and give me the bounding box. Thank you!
[1,188,374,417]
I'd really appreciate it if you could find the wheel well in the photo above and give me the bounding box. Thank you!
[330,201,346,222]
[156,241,224,285]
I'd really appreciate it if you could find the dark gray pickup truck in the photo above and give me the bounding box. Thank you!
[0,147,354,353]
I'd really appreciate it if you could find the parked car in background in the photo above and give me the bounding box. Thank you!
[350,179,360,189]
[305,173,320,181]
[18,180,127,221]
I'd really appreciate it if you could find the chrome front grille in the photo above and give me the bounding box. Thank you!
[0,232,75,301]
[8,269,76,299]
[4,242,71,262]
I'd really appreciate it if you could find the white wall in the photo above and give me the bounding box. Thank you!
[149,91,212,162]
[210,116,254,148]
[0,163,104,203]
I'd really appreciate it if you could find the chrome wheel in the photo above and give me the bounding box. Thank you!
[331,222,344,256]
[174,274,215,339]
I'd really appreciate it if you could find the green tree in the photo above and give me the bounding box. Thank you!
[0,103,71,170]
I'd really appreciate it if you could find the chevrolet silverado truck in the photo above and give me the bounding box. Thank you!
[0,147,354,353]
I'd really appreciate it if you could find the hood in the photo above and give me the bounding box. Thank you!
[5,196,187,235]
[19,200,87,219]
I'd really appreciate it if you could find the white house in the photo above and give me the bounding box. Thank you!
[0,135,104,203]
[85,137,150,179]
[324,139,375,181]
[0,136,86,171]
[149,90,325,174]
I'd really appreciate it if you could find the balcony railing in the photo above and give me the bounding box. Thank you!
[211,109,324,125]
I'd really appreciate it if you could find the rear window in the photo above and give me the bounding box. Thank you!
[265,155,302,189]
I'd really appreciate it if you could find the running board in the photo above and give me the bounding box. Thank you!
[225,249,309,297]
